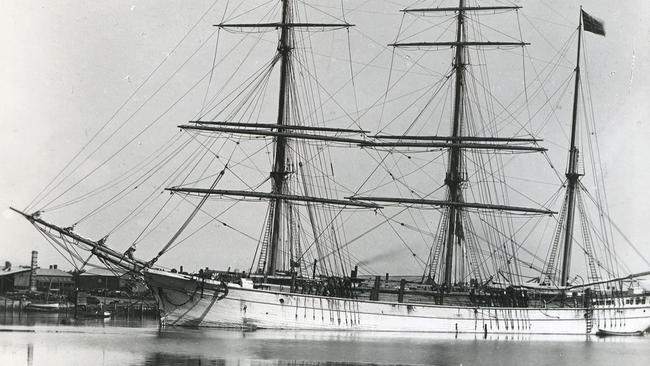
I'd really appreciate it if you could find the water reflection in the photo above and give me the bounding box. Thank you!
[27,343,33,366]
[140,328,650,366]
[1,309,159,328]
[1,312,649,366]
[142,354,405,366]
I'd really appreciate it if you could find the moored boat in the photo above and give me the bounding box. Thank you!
[146,267,650,334]
[24,302,62,312]
[596,329,645,337]
[11,0,650,336]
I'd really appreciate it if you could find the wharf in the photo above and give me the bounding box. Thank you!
[0,295,158,317]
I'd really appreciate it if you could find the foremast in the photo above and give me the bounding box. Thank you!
[268,0,292,276]
[443,0,467,287]
[178,0,360,278]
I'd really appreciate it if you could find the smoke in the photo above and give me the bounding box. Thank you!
[356,248,407,267]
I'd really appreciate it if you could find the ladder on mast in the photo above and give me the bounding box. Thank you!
[576,188,600,283]
[428,210,450,283]
[544,197,569,284]
[256,201,276,273]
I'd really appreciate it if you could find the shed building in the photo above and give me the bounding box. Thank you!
[0,267,31,293]
[78,268,126,292]
[13,266,73,292]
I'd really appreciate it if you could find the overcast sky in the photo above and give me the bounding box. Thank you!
[1,0,649,277]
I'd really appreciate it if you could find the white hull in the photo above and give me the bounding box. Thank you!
[145,269,650,335]
[24,303,61,312]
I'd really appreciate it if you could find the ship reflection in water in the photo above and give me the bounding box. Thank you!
[1,313,648,366]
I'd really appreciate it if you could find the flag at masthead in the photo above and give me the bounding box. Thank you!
[582,10,606,36]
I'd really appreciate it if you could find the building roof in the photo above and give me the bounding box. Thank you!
[36,268,72,278]
[79,267,126,277]
[0,267,31,278]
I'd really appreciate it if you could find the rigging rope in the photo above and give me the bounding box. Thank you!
[26,0,223,213]
[153,169,226,262]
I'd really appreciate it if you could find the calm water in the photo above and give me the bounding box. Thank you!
[1,312,649,366]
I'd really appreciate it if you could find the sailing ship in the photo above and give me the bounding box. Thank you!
[12,1,650,335]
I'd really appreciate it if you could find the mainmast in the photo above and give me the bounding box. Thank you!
[443,0,467,287]
[389,2,529,287]
[268,0,292,275]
